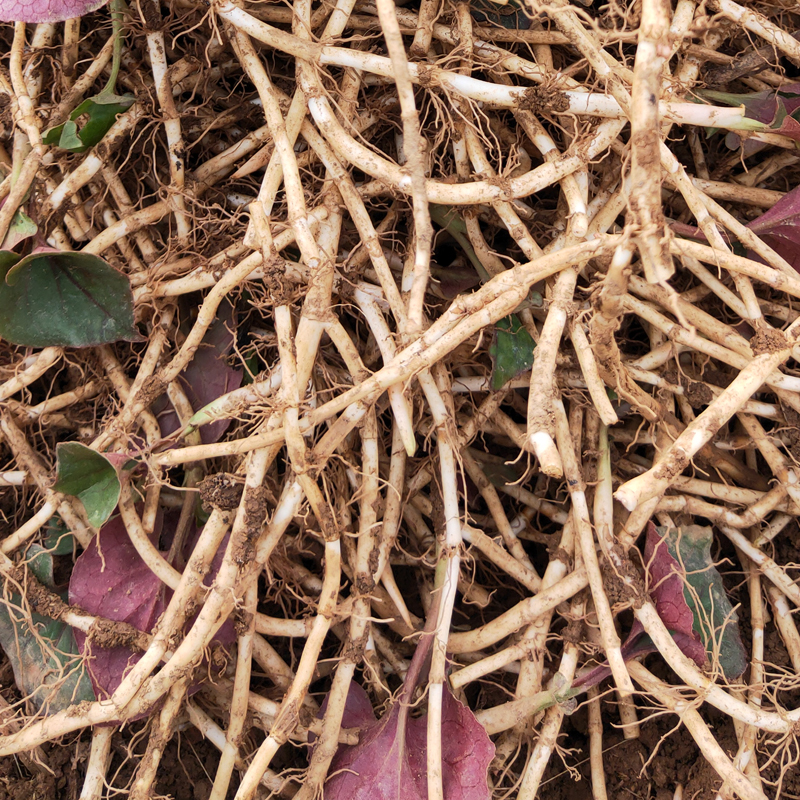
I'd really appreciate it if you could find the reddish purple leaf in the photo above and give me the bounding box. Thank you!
[644,522,709,668]
[430,259,480,300]
[323,680,494,800]
[154,303,243,444]
[69,512,234,702]
[746,183,800,273]
[69,513,167,700]
[0,0,108,22]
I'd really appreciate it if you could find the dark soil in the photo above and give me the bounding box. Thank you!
[0,717,235,800]
[541,703,737,800]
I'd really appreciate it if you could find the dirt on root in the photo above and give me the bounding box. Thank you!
[750,326,788,356]
[199,472,244,512]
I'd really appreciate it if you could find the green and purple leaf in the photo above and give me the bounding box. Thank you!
[0,208,38,251]
[648,523,748,679]
[701,84,800,151]
[573,522,747,690]
[643,522,709,668]
[0,248,140,347]
[0,0,108,22]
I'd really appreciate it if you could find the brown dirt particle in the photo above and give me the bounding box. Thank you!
[517,85,570,115]
[9,566,66,620]
[561,618,583,644]
[750,326,787,356]
[87,617,150,652]
[139,0,163,30]
[416,65,434,88]
[232,485,270,566]
[685,380,713,409]
[199,472,244,512]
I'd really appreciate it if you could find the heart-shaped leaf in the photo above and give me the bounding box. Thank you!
[643,522,709,668]
[43,92,135,154]
[0,547,95,714]
[489,314,535,389]
[69,513,235,702]
[322,681,494,800]
[0,249,139,347]
[0,0,109,23]
[573,521,747,690]
[0,209,38,251]
[53,443,121,528]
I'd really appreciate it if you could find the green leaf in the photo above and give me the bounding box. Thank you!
[0,595,95,714]
[662,525,748,679]
[43,519,77,556]
[57,119,85,152]
[25,544,56,587]
[43,92,134,153]
[0,249,140,347]
[0,209,38,251]
[489,314,535,390]
[53,443,121,527]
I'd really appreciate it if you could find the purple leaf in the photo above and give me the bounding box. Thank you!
[323,681,494,800]
[746,183,800,273]
[154,303,243,444]
[69,513,167,701]
[430,258,480,300]
[0,0,108,22]
[69,512,234,703]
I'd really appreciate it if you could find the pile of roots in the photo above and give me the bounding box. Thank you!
[2,0,800,798]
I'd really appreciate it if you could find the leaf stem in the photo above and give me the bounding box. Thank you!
[102,0,125,96]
